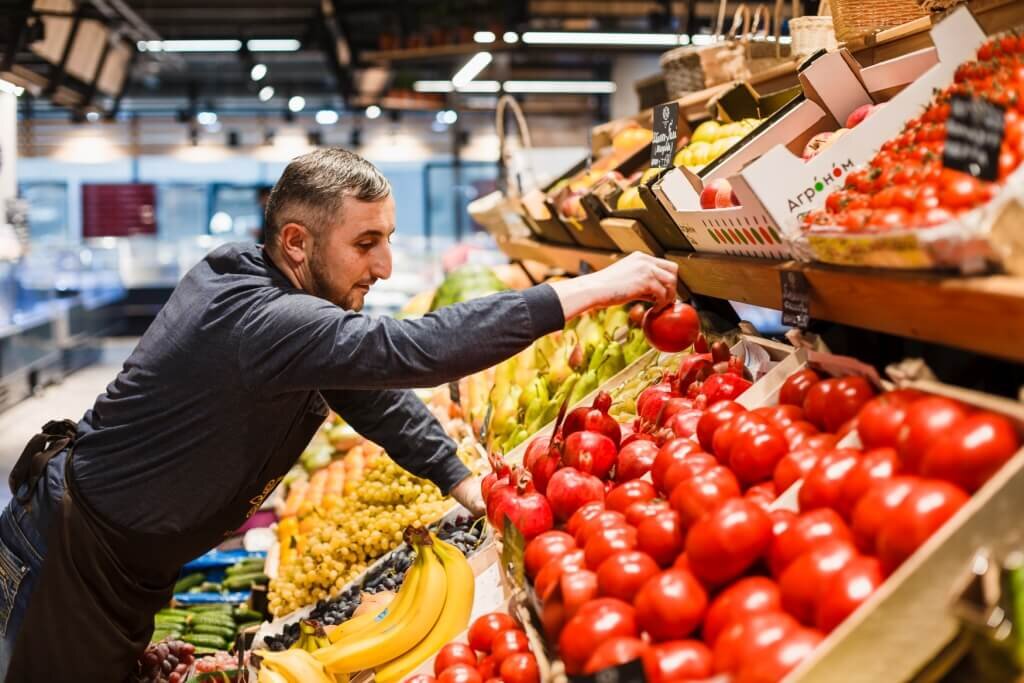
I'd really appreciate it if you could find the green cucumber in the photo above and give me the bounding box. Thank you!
[191,613,237,629]
[197,581,223,593]
[182,633,228,649]
[158,608,192,618]
[232,607,263,622]
[221,572,268,591]
[188,603,234,613]
[174,572,205,593]
[225,560,265,576]
[191,623,236,639]
[154,614,188,627]
[191,646,222,657]
[150,629,181,642]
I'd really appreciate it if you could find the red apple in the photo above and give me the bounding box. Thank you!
[701,178,732,210]
[715,180,737,208]
[845,103,879,129]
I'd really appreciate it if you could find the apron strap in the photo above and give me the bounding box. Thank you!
[10,419,78,506]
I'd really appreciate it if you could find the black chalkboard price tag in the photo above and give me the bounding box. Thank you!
[651,101,680,169]
[943,95,1005,181]
[568,658,646,683]
[780,270,811,329]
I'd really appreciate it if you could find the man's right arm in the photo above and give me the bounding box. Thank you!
[238,252,678,394]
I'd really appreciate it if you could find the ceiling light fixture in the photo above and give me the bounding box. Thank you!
[197,111,218,125]
[503,32,519,43]
[451,51,493,89]
[250,64,267,81]
[365,105,381,120]
[521,31,686,47]
[473,31,496,44]
[138,39,242,52]
[0,79,25,96]
[247,39,302,52]
[315,109,339,125]
[258,86,275,101]
[287,96,306,112]
[413,80,500,93]
[502,80,617,94]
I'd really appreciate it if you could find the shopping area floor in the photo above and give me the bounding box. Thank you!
[0,338,136,508]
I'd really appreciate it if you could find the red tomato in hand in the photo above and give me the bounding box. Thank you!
[686,498,772,586]
[661,452,718,495]
[779,368,821,407]
[534,550,585,601]
[877,479,969,573]
[435,643,478,676]
[735,627,824,683]
[857,389,925,449]
[779,538,858,625]
[802,378,839,430]
[468,612,519,653]
[605,480,658,513]
[624,499,669,527]
[774,447,825,492]
[583,637,647,674]
[499,652,540,683]
[637,509,686,568]
[437,664,483,683]
[597,551,660,602]
[669,465,741,529]
[703,576,783,646]
[770,508,853,578]
[642,640,713,683]
[713,612,799,674]
[524,531,576,579]
[559,598,639,674]
[837,447,901,519]
[584,525,638,570]
[615,440,660,482]
[697,401,747,453]
[850,477,917,554]
[823,376,876,432]
[920,412,1020,492]
[816,555,884,632]
[651,438,705,494]
[491,629,530,664]
[634,568,708,641]
[730,423,789,486]
[898,396,971,472]
[798,449,861,513]
[643,301,701,353]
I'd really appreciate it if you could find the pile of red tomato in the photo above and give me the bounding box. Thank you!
[406,612,538,683]
[802,33,1024,234]
[500,358,1019,682]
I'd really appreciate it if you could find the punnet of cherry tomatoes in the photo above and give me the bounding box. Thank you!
[490,338,1021,682]
[801,32,1024,235]
[403,611,539,683]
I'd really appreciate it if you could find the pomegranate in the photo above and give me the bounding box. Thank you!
[547,467,606,522]
[481,451,512,505]
[563,391,622,447]
[615,440,660,482]
[489,470,553,540]
[523,435,552,472]
[564,431,618,481]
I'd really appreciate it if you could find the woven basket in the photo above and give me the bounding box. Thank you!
[830,0,927,43]
[468,95,534,241]
[747,1,795,75]
[659,0,750,99]
[790,0,838,60]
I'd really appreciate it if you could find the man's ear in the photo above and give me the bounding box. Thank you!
[278,222,312,266]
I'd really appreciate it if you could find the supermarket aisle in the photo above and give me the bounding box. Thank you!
[0,338,135,507]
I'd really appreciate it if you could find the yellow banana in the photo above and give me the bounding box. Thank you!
[257,667,289,683]
[374,536,476,683]
[313,542,448,673]
[258,648,335,683]
[327,551,424,644]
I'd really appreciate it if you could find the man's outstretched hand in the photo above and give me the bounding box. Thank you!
[450,475,485,518]
[548,252,679,320]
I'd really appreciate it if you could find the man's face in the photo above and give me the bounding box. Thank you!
[308,195,395,310]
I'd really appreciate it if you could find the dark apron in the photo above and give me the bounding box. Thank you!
[6,394,327,681]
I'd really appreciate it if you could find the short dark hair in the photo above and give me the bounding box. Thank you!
[263,148,391,250]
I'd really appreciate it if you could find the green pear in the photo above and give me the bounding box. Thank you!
[544,344,573,388]
[603,306,630,339]
[587,339,610,374]
[513,346,538,389]
[577,315,604,353]
[623,328,650,364]
[570,369,600,405]
[522,377,550,423]
[597,342,626,384]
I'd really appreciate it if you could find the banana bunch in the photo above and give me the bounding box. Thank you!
[309,528,474,683]
[292,619,331,653]
[256,648,341,683]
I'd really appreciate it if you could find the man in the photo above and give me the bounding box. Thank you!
[0,148,678,680]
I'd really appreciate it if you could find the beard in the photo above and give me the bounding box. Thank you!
[309,251,364,311]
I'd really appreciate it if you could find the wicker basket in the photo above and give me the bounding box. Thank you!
[747,1,795,74]
[790,0,838,60]
[830,0,927,43]
[659,0,750,99]
[468,95,534,241]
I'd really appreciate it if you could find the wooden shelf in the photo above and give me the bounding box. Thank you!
[495,237,1024,363]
